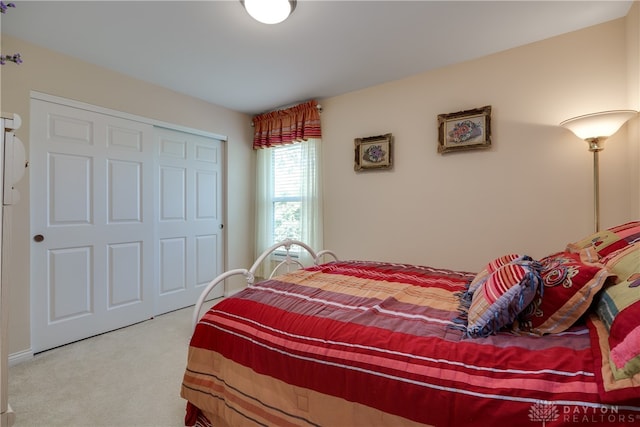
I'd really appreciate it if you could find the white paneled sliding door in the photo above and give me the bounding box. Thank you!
[30,96,225,353]
[154,128,224,315]
[30,99,155,353]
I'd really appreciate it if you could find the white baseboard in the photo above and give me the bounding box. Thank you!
[8,349,32,367]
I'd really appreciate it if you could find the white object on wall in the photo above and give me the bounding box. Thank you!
[0,112,23,427]
[2,113,26,206]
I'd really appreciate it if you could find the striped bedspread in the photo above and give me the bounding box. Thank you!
[181,260,640,426]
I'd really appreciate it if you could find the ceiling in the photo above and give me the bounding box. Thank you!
[1,1,635,115]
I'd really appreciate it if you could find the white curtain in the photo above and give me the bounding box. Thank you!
[255,138,323,277]
[255,146,274,269]
[300,138,323,253]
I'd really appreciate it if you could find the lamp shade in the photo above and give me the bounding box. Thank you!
[559,110,637,140]
[242,0,296,24]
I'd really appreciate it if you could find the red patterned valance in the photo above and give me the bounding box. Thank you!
[252,100,322,149]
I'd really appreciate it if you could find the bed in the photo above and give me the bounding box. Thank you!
[181,222,640,426]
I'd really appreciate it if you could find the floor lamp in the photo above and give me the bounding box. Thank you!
[560,110,637,232]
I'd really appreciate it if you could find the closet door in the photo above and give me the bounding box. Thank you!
[154,127,224,315]
[30,99,155,353]
[30,97,226,352]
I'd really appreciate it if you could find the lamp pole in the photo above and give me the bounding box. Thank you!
[586,137,605,233]
[593,149,600,232]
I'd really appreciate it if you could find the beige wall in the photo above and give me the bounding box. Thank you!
[628,1,640,215]
[1,35,255,356]
[320,17,638,272]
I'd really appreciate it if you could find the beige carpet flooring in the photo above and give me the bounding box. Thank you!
[8,300,217,427]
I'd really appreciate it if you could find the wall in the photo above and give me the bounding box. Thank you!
[628,1,640,215]
[0,35,255,357]
[320,17,637,272]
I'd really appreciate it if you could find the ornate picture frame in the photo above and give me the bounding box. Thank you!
[354,133,393,171]
[438,106,492,154]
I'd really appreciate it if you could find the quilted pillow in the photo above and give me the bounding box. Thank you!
[588,313,640,404]
[466,259,541,338]
[596,242,640,379]
[567,221,640,258]
[514,250,613,335]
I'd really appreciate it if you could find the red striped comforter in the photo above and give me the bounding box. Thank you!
[181,260,640,426]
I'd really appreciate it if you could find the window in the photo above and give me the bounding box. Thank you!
[272,143,303,243]
[255,139,323,267]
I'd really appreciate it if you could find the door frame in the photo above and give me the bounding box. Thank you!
[31,92,228,141]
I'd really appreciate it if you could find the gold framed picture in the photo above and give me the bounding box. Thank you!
[354,133,393,171]
[438,106,492,154]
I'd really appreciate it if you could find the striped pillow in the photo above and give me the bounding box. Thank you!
[467,253,528,296]
[466,259,541,338]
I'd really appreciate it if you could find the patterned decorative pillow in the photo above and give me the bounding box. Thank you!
[608,309,640,380]
[514,250,613,335]
[466,259,541,338]
[596,242,640,379]
[567,221,640,258]
[587,313,640,404]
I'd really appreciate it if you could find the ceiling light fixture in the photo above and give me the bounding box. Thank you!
[241,0,297,25]
[560,109,637,232]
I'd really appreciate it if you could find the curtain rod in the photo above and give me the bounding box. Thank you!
[266,100,322,113]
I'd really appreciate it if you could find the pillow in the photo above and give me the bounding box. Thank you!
[566,220,640,258]
[587,313,640,404]
[466,259,541,338]
[595,242,640,379]
[455,254,530,329]
[514,250,613,335]
[609,312,640,380]
[466,253,528,296]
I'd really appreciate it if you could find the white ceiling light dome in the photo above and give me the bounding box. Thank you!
[242,0,297,25]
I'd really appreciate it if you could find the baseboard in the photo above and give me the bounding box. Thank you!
[8,348,33,366]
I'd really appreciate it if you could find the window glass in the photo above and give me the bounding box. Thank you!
[272,144,302,243]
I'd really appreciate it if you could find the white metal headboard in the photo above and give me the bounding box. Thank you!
[191,239,338,332]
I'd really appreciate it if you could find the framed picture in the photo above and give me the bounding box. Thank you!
[354,133,393,171]
[438,105,492,154]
